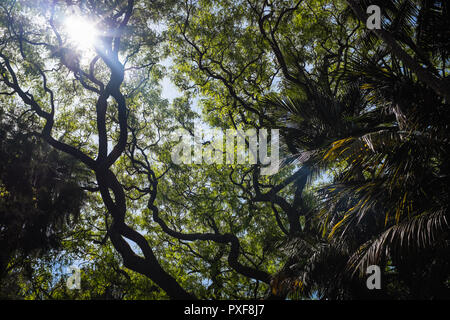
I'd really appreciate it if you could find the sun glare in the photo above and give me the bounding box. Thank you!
[64,15,98,51]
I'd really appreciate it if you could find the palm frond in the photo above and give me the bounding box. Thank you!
[347,209,449,275]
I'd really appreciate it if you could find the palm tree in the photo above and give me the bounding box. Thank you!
[263,0,450,299]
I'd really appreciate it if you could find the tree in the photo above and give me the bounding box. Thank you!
[0,0,280,299]
[0,0,193,299]
[263,0,450,298]
[0,108,87,298]
[0,0,448,300]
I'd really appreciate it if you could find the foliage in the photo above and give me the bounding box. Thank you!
[0,0,448,300]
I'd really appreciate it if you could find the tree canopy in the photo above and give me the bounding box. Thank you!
[0,0,448,300]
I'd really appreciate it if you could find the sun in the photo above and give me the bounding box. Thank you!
[64,15,99,51]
